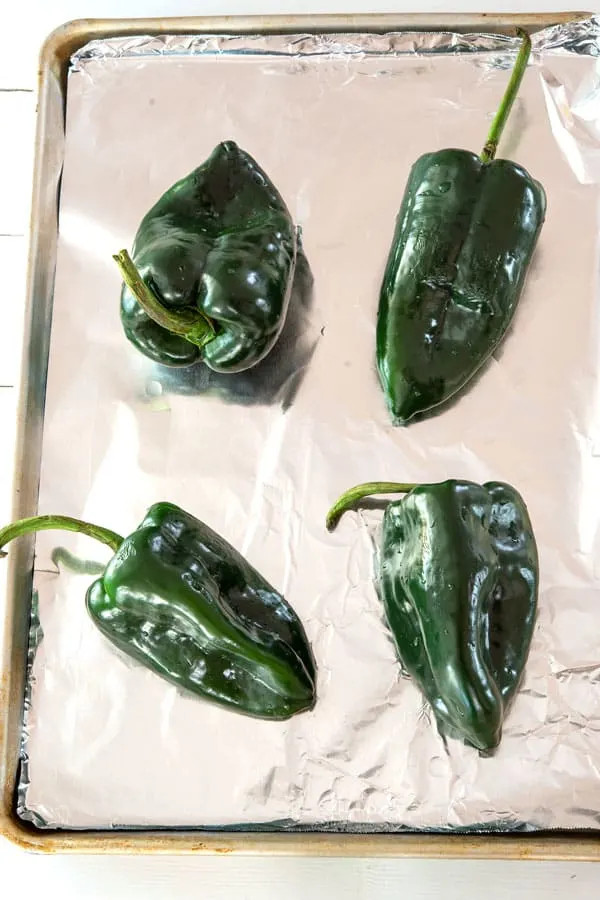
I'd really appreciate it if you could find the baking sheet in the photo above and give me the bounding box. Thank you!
[16,17,600,831]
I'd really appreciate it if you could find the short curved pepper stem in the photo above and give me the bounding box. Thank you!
[113,249,216,349]
[480,28,532,164]
[0,515,124,558]
[326,482,416,532]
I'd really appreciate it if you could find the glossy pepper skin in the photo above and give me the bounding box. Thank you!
[0,504,316,720]
[327,479,538,751]
[377,31,546,424]
[119,141,297,372]
[377,152,546,424]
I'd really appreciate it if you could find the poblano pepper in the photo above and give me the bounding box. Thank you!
[114,141,297,372]
[0,503,316,719]
[377,30,546,424]
[327,479,538,751]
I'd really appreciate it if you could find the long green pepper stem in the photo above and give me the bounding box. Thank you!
[326,482,416,532]
[0,515,124,557]
[480,29,532,164]
[113,249,216,348]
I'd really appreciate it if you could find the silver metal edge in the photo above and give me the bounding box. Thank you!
[1,12,598,858]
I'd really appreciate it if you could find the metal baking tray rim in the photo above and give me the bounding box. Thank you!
[1,11,598,858]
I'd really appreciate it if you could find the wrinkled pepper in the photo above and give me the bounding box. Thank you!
[327,478,538,751]
[377,30,546,424]
[114,141,297,372]
[0,503,316,719]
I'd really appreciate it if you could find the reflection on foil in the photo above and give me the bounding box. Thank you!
[16,591,46,828]
[531,14,600,56]
[50,547,106,576]
[156,246,318,410]
[18,16,600,832]
[540,64,600,184]
[60,209,130,263]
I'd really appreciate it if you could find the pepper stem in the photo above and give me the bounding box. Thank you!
[0,515,124,558]
[113,249,216,349]
[326,482,416,532]
[480,28,532,164]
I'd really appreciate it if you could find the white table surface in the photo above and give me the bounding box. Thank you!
[1,1,599,894]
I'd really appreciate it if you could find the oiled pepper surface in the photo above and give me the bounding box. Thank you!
[119,141,297,372]
[0,503,316,720]
[377,152,546,423]
[327,479,538,750]
[376,31,546,424]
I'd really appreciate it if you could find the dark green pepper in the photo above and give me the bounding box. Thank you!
[0,503,316,719]
[114,141,297,372]
[327,478,538,751]
[377,30,546,424]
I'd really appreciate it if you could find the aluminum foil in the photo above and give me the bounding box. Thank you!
[17,17,600,831]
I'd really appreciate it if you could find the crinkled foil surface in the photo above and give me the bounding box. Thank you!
[18,17,600,831]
